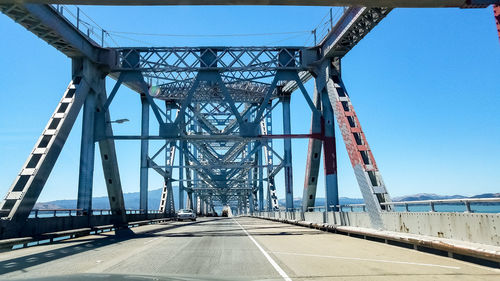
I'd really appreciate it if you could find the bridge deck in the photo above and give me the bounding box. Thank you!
[0,217,498,280]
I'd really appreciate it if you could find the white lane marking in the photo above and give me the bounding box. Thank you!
[270,252,461,270]
[233,218,292,281]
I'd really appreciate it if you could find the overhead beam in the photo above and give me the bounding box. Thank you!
[319,7,392,59]
[0,0,496,8]
[0,3,116,66]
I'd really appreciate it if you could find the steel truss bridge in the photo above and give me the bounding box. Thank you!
[0,0,498,243]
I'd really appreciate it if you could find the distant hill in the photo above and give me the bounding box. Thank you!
[35,187,178,210]
[278,193,499,207]
[392,193,466,202]
[35,190,499,210]
[278,197,363,207]
[392,193,500,202]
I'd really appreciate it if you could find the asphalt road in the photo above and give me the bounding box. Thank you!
[0,217,498,280]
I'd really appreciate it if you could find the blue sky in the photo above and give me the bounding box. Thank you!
[0,6,499,204]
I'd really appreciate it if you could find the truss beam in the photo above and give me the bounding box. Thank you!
[0,3,114,65]
[0,74,89,223]
[302,86,323,211]
[1,1,496,7]
[325,64,391,228]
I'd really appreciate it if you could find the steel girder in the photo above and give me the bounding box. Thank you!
[114,47,305,103]
[0,1,407,223]
[321,63,391,229]
[302,86,323,211]
[0,58,127,235]
[0,4,115,64]
[0,1,496,8]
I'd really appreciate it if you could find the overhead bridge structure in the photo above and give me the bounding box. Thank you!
[0,0,498,256]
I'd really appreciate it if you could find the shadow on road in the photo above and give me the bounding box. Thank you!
[0,217,319,275]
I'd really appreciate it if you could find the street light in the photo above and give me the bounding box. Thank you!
[108,118,129,124]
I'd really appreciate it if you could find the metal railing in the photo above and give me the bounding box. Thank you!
[52,4,115,47]
[29,209,164,218]
[268,198,500,214]
[335,198,500,213]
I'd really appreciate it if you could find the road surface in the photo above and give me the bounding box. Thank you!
[0,217,498,280]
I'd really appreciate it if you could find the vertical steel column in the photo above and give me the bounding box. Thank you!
[243,196,248,214]
[95,80,127,224]
[302,86,323,211]
[246,138,254,213]
[77,91,97,215]
[248,193,254,215]
[183,141,194,210]
[258,148,264,211]
[321,90,339,211]
[192,104,200,212]
[281,93,294,211]
[139,94,149,213]
[178,141,185,210]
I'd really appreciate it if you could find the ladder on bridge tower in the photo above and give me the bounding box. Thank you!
[0,77,88,221]
[159,142,177,215]
[326,72,392,228]
[260,105,279,211]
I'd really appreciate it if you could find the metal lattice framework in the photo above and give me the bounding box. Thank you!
[1,0,497,239]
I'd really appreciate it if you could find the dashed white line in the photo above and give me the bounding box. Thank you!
[269,252,461,270]
[233,218,292,281]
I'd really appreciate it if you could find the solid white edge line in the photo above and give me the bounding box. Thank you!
[233,218,292,281]
[269,252,461,270]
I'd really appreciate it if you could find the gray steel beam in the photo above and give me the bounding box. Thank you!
[0,3,115,65]
[76,90,97,214]
[0,75,89,224]
[302,86,323,211]
[321,88,339,212]
[95,96,127,222]
[1,1,496,8]
[178,140,185,209]
[319,7,392,59]
[139,94,150,213]
[281,93,294,211]
[258,148,264,211]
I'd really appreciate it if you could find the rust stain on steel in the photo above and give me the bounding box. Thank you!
[333,100,378,171]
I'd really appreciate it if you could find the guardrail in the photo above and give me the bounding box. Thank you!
[272,198,500,214]
[335,198,500,213]
[29,209,163,218]
[52,4,112,47]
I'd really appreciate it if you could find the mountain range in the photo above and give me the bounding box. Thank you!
[34,189,499,210]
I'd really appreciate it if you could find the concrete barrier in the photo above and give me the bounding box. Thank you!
[251,212,500,267]
[256,211,500,247]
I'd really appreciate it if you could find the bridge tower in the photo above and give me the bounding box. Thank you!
[1,1,497,239]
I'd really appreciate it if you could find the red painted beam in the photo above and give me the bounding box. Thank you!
[495,5,500,42]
